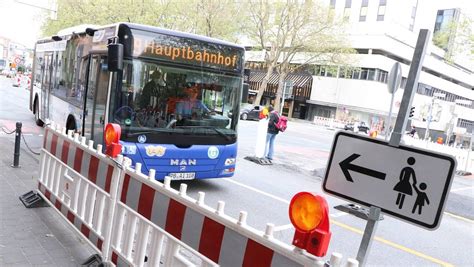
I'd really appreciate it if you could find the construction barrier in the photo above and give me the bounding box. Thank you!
[404,136,473,173]
[38,125,122,260]
[35,123,359,266]
[312,116,346,129]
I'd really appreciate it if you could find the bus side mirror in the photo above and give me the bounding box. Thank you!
[107,43,123,72]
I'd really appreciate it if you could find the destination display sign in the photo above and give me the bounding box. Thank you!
[130,29,244,72]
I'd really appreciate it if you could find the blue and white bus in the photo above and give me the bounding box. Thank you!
[30,23,245,180]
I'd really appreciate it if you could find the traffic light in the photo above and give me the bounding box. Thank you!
[409,107,415,118]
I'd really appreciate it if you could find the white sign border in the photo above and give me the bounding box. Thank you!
[323,131,457,230]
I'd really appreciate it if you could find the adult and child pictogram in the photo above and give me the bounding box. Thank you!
[393,157,430,214]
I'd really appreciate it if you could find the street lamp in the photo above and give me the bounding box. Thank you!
[424,92,445,141]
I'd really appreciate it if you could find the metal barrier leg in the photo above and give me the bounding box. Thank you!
[356,206,381,266]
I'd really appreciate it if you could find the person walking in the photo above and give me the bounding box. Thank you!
[264,105,279,161]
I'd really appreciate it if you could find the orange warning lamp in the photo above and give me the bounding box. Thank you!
[104,123,122,158]
[289,192,331,257]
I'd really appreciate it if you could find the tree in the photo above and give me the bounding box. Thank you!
[41,0,243,43]
[433,16,473,63]
[171,0,243,42]
[41,0,175,37]
[243,0,353,112]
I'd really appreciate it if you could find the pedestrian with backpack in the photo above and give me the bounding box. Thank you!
[264,105,287,161]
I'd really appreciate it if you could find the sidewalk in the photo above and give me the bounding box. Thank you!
[0,136,95,266]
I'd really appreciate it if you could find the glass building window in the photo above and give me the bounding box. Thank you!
[409,1,418,31]
[344,8,351,20]
[377,0,386,21]
[344,0,352,21]
[360,68,368,80]
[359,7,368,21]
[367,69,376,80]
[359,0,368,22]
[352,69,360,79]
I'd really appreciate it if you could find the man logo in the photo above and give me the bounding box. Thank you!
[138,135,147,143]
[208,146,219,159]
[170,159,197,166]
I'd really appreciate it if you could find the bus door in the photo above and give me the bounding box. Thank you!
[84,55,110,146]
[41,52,53,120]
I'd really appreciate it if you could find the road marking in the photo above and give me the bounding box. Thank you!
[223,178,290,204]
[450,186,473,192]
[331,221,454,267]
[330,212,348,218]
[444,212,474,223]
[223,178,455,266]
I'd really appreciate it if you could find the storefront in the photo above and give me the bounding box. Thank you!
[248,71,313,118]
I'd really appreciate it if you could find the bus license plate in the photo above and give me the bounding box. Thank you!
[169,172,195,180]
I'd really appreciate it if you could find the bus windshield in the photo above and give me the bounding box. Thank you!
[109,59,242,144]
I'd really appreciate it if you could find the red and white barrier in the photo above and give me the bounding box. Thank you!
[36,123,359,266]
[37,123,123,261]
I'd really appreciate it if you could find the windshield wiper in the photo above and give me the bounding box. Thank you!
[176,126,233,141]
[125,129,172,137]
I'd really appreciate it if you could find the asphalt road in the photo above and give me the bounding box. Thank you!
[1,75,473,266]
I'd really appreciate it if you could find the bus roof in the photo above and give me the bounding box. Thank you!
[37,22,245,51]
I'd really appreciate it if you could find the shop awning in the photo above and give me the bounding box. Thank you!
[248,71,313,100]
[249,71,313,89]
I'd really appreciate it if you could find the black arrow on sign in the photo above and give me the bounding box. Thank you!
[339,153,386,182]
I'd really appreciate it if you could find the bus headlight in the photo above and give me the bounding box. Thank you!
[225,158,236,166]
[222,167,235,174]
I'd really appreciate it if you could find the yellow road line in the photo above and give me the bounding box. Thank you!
[331,220,454,267]
[223,178,463,266]
[444,211,474,223]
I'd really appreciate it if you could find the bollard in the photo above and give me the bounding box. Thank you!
[12,122,22,168]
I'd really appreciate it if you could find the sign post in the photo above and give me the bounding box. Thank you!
[324,30,452,266]
[389,29,431,147]
[385,62,402,141]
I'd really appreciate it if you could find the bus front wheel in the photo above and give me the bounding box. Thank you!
[34,99,44,127]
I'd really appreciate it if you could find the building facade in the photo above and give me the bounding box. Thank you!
[245,0,473,147]
[0,36,32,71]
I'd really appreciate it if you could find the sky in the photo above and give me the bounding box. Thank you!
[0,0,53,48]
[0,0,472,49]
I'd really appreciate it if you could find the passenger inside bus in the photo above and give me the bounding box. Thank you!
[139,69,166,110]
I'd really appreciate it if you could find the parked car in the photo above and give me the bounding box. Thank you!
[240,104,264,120]
[1,69,15,77]
[344,121,370,134]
